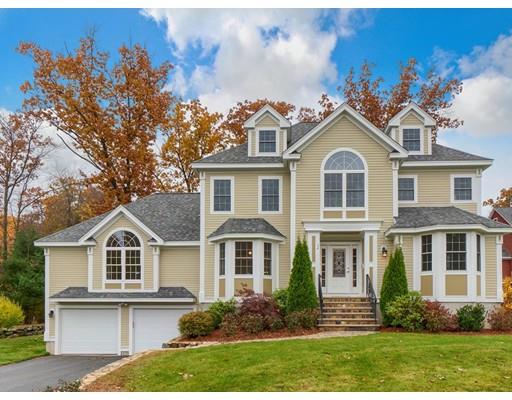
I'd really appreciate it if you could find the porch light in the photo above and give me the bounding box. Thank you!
[381,246,388,258]
[48,309,54,318]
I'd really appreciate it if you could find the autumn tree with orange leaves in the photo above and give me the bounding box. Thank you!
[161,100,227,192]
[484,188,512,208]
[18,33,174,215]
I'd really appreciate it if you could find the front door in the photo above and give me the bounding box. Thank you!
[325,245,360,294]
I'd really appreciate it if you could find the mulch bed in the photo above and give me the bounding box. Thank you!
[178,327,320,343]
[379,326,512,335]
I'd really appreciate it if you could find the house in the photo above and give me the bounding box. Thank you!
[489,207,512,278]
[35,102,512,355]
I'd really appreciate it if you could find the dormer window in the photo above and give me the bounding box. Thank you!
[402,128,421,152]
[258,129,277,154]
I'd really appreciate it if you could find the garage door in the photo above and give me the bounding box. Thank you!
[60,308,119,354]
[133,308,192,353]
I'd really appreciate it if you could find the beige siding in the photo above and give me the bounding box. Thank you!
[49,247,88,296]
[120,306,129,349]
[160,247,200,297]
[92,215,153,290]
[400,236,414,290]
[399,167,478,213]
[204,170,290,298]
[485,234,497,298]
[294,115,395,294]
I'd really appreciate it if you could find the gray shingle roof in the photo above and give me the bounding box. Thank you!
[37,193,200,243]
[406,143,492,162]
[493,208,512,225]
[390,207,510,230]
[208,218,285,239]
[50,286,195,300]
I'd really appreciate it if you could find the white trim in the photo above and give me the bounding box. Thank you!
[35,241,96,247]
[210,176,235,215]
[451,174,476,204]
[258,175,283,214]
[208,233,285,243]
[480,235,486,299]
[117,306,122,355]
[290,161,297,260]
[304,221,381,233]
[199,171,206,303]
[386,224,512,236]
[77,205,164,245]
[192,162,285,169]
[427,127,433,155]
[44,248,50,341]
[283,103,408,158]
[160,241,200,247]
[386,102,436,129]
[402,160,493,168]
[397,174,418,204]
[214,243,220,299]
[247,129,253,157]
[54,297,196,303]
[412,235,421,291]
[152,247,160,291]
[243,104,291,129]
[497,235,504,301]
[399,125,424,155]
[392,161,399,217]
[255,127,280,157]
[87,246,94,290]
[319,147,368,220]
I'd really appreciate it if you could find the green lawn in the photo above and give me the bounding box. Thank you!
[0,335,48,366]
[88,333,512,392]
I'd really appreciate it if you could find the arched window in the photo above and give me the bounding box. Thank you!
[322,150,366,209]
[105,230,141,281]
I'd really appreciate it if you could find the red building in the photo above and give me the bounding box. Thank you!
[490,208,512,279]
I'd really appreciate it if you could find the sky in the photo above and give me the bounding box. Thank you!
[0,8,511,214]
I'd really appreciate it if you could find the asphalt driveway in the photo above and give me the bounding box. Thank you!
[0,355,123,392]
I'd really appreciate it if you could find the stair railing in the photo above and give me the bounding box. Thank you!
[317,273,324,323]
[365,274,377,320]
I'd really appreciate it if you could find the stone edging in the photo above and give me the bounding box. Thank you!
[0,324,44,339]
[79,330,374,391]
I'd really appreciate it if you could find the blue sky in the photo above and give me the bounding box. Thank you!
[1,8,511,211]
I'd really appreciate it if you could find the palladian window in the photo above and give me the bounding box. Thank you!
[105,230,141,281]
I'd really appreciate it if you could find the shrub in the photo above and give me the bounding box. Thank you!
[285,309,319,331]
[457,304,485,332]
[239,313,265,334]
[239,292,280,319]
[220,313,239,337]
[285,311,302,331]
[503,277,512,311]
[265,315,285,331]
[487,306,512,331]
[386,291,426,332]
[380,248,408,326]
[287,239,318,313]
[272,288,289,316]
[208,298,236,328]
[0,296,24,328]
[178,311,215,338]
[424,301,458,332]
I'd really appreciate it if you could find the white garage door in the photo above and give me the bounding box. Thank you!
[133,308,192,353]
[60,308,119,354]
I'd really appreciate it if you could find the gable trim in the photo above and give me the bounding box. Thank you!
[244,104,291,129]
[283,103,408,159]
[387,102,436,129]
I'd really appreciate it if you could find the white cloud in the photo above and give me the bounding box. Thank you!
[142,9,373,113]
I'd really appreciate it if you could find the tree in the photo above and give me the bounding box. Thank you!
[484,187,512,208]
[380,247,408,326]
[287,238,318,313]
[0,228,44,323]
[161,100,227,192]
[0,112,51,262]
[221,99,295,145]
[312,59,462,140]
[297,94,337,123]
[18,33,174,215]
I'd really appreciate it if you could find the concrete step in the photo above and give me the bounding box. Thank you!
[320,312,375,318]
[322,297,369,302]
[320,317,378,325]
[322,304,373,310]
[318,324,380,332]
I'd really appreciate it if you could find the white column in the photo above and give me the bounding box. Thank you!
[432,232,444,299]
[152,246,160,291]
[290,161,297,262]
[87,246,93,291]
[199,171,206,303]
[468,232,477,301]
[253,240,264,293]
[475,169,482,215]
[392,161,399,218]
[363,231,370,292]
[412,236,420,291]
[226,240,235,298]
[307,231,321,289]
[273,243,280,291]
[44,248,50,341]
[497,235,504,301]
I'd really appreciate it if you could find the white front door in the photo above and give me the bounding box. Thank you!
[325,245,361,294]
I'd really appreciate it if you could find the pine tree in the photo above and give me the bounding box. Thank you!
[287,238,318,313]
[380,247,408,326]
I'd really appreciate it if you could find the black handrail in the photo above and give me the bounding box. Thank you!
[317,273,324,323]
[366,274,377,319]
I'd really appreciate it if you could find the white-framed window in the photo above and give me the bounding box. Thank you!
[421,234,432,272]
[264,242,272,276]
[400,126,423,153]
[452,176,473,202]
[211,177,234,214]
[446,233,467,271]
[105,230,142,282]
[219,242,226,276]
[398,175,417,203]
[235,241,253,275]
[258,176,282,214]
[255,128,280,156]
[321,149,367,215]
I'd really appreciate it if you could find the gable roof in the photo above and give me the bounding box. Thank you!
[243,104,291,129]
[283,103,408,159]
[493,208,512,225]
[405,143,492,162]
[36,193,200,245]
[208,218,285,241]
[386,102,436,130]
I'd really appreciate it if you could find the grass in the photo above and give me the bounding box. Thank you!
[0,335,48,366]
[88,333,512,392]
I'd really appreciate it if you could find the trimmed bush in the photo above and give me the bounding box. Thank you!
[487,306,512,331]
[220,313,239,337]
[285,309,319,331]
[424,301,458,332]
[386,291,426,332]
[0,296,24,328]
[178,311,215,338]
[208,298,236,328]
[287,239,318,313]
[239,292,280,319]
[285,312,302,331]
[265,315,285,331]
[457,304,485,332]
[272,288,289,316]
[240,313,265,334]
[380,248,408,326]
